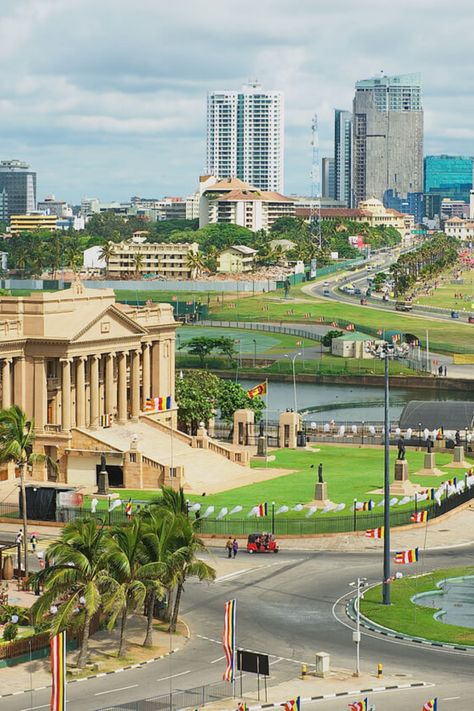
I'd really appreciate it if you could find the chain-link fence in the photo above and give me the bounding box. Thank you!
[98,679,233,711]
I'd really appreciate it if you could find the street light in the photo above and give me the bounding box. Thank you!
[284,352,302,413]
[252,339,257,368]
[365,339,409,605]
[349,577,367,676]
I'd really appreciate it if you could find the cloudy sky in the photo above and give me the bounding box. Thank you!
[1,0,473,202]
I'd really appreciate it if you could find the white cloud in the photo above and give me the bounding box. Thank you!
[0,0,472,200]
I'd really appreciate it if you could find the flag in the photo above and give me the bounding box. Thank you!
[100,413,113,427]
[362,500,374,511]
[376,329,383,336]
[348,698,368,711]
[365,527,384,539]
[282,697,300,711]
[223,600,236,682]
[394,548,419,564]
[423,699,437,711]
[50,631,67,711]
[125,498,132,517]
[346,323,355,331]
[410,511,428,523]
[257,502,268,517]
[247,382,267,399]
[296,340,302,346]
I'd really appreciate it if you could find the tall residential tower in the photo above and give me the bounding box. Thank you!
[0,160,36,222]
[334,109,352,206]
[206,82,284,192]
[352,73,423,205]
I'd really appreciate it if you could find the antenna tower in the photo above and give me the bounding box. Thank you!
[310,113,322,249]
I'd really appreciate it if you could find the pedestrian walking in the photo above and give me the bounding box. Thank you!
[232,538,239,558]
[15,528,23,545]
[444,365,447,377]
[226,536,233,559]
[30,533,37,553]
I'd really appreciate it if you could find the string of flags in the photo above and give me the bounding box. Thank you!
[144,395,171,412]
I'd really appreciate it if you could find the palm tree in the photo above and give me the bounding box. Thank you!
[152,486,189,515]
[168,515,215,633]
[132,250,144,278]
[98,242,116,276]
[31,519,111,668]
[186,251,205,278]
[0,406,55,576]
[104,518,164,657]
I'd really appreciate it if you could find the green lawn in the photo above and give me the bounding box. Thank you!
[415,268,474,310]
[113,289,257,306]
[209,293,474,355]
[361,567,474,645]
[88,445,454,518]
[176,326,315,355]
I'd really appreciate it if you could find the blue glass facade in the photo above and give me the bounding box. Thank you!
[424,155,473,202]
[383,189,424,224]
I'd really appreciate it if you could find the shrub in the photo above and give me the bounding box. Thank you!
[0,604,30,626]
[2,622,18,641]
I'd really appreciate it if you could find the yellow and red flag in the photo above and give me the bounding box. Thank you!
[50,631,66,711]
[365,527,384,539]
[410,511,428,523]
[394,548,419,564]
[247,382,267,399]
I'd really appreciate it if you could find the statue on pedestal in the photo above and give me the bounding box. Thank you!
[397,435,406,460]
[97,452,109,495]
[455,430,461,446]
[318,463,324,484]
[426,437,433,454]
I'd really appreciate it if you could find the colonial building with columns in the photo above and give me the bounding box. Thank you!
[0,281,178,489]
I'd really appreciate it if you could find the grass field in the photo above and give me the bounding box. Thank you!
[361,567,474,645]
[177,326,313,355]
[208,293,474,355]
[87,444,455,517]
[415,268,474,310]
[114,289,256,306]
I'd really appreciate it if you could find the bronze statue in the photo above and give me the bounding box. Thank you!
[426,437,433,454]
[318,463,324,484]
[100,452,107,472]
[397,436,406,460]
[455,430,461,446]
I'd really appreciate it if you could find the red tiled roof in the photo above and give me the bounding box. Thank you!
[295,207,371,218]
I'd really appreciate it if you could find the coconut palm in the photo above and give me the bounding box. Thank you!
[98,242,116,276]
[152,486,189,515]
[31,519,111,668]
[168,515,215,633]
[0,406,55,576]
[186,251,205,278]
[104,518,164,657]
[132,250,144,278]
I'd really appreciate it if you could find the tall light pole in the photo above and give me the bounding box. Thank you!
[252,339,257,368]
[285,352,301,413]
[349,577,367,676]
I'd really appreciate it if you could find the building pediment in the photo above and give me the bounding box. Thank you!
[72,305,146,343]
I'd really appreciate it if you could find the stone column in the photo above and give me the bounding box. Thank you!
[13,356,26,410]
[89,354,100,429]
[105,352,115,415]
[130,349,141,421]
[1,358,12,409]
[117,352,128,424]
[142,343,151,408]
[33,356,47,431]
[61,358,72,432]
[76,357,86,428]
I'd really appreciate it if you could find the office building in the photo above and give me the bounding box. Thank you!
[107,237,200,279]
[321,158,335,199]
[206,82,284,192]
[383,189,424,224]
[424,155,473,204]
[37,195,70,218]
[9,213,58,233]
[334,109,352,206]
[199,176,294,232]
[0,160,36,221]
[352,73,423,204]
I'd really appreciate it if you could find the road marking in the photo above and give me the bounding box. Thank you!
[95,684,138,696]
[442,697,461,701]
[215,569,252,582]
[20,705,50,711]
[214,559,302,584]
[210,655,226,664]
[197,636,313,667]
[269,658,283,666]
[155,670,191,682]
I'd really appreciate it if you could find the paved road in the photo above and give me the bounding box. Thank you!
[4,545,474,711]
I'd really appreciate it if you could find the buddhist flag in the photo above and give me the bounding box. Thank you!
[257,502,268,517]
[282,697,300,711]
[125,498,132,517]
[362,500,374,511]
[247,382,267,399]
[394,548,419,564]
[423,699,438,711]
[348,699,368,711]
[365,527,384,539]
[410,511,428,523]
[223,600,236,682]
[50,631,66,711]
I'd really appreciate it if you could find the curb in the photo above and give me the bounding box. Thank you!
[246,682,430,710]
[346,597,474,653]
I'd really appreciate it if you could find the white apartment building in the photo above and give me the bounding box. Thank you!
[444,217,474,242]
[207,82,284,192]
[107,237,200,279]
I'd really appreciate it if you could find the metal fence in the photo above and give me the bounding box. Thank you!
[198,319,323,342]
[98,680,233,711]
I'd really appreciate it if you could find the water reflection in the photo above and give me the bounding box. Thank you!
[414,577,474,629]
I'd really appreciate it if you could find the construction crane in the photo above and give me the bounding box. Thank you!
[310,113,322,249]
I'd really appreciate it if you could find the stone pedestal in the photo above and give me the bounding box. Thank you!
[315,652,330,678]
[390,459,419,495]
[415,452,445,477]
[97,468,109,495]
[310,481,334,508]
[257,435,267,457]
[445,445,470,468]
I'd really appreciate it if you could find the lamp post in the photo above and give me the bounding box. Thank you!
[271,501,275,535]
[349,577,367,676]
[253,339,257,368]
[284,352,301,413]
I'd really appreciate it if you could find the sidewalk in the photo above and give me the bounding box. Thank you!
[200,669,431,711]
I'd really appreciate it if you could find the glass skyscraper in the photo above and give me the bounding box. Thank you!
[0,160,36,221]
[334,109,352,206]
[424,155,473,203]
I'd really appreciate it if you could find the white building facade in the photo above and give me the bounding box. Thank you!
[206,82,284,193]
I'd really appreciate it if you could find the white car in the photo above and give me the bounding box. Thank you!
[323,281,330,287]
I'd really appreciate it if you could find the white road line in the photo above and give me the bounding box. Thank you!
[210,655,226,664]
[155,670,191,682]
[215,569,252,582]
[196,636,313,667]
[269,658,283,666]
[442,697,461,701]
[94,684,139,696]
[20,705,50,711]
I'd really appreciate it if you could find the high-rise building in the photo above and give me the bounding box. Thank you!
[334,109,352,206]
[321,157,335,199]
[0,160,36,221]
[424,155,473,204]
[206,82,284,192]
[352,73,423,205]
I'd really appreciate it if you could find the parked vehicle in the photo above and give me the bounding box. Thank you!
[468,316,474,324]
[323,288,330,296]
[451,311,460,319]
[354,288,362,295]
[395,301,413,312]
[247,533,279,554]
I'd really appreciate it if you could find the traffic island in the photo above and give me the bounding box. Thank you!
[358,566,474,647]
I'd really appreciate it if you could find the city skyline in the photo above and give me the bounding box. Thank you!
[1,1,473,202]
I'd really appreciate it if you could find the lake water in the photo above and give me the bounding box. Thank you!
[238,379,471,422]
[413,577,474,629]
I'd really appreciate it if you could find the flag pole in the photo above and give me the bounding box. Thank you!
[265,379,269,469]
[232,601,237,698]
